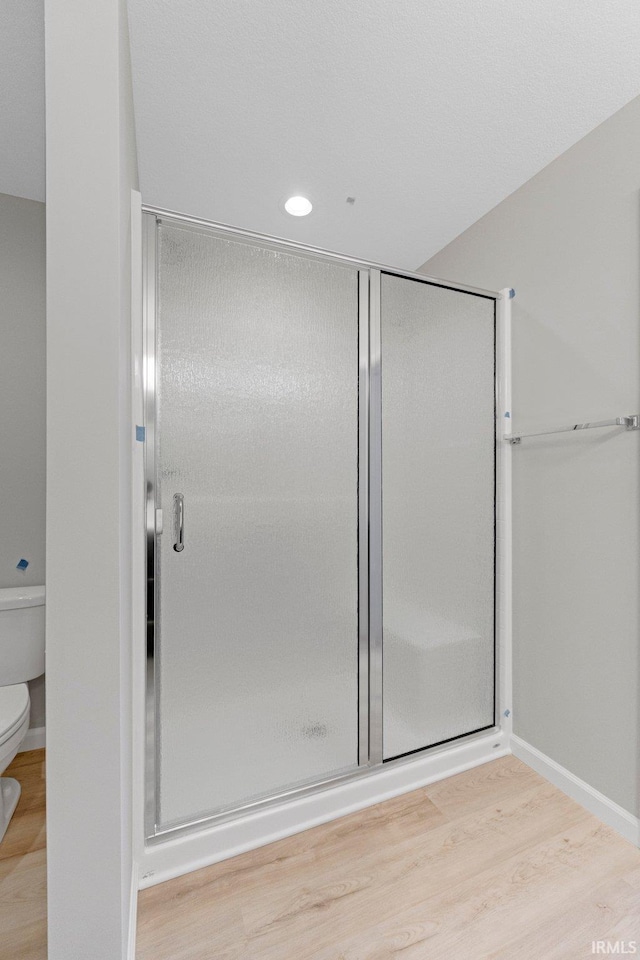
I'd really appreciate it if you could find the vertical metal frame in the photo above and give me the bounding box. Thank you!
[141,206,504,841]
[358,271,371,764]
[142,212,159,838]
[368,269,384,766]
[496,290,513,739]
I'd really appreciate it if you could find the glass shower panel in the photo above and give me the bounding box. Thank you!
[154,223,359,828]
[381,274,495,760]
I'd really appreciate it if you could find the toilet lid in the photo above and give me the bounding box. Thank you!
[0,683,29,744]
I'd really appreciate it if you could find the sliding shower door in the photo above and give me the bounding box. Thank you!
[149,219,361,830]
[379,274,495,760]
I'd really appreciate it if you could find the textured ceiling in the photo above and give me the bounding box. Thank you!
[0,0,44,202]
[127,0,640,267]
[3,3,640,266]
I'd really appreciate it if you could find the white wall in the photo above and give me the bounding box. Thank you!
[421,95,640,817]
[0,192,46,728]
[45,0,138,957]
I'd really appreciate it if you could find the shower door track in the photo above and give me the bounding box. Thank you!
[142,205,506,843]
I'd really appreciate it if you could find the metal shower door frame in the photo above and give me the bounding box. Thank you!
[142,206,501,842]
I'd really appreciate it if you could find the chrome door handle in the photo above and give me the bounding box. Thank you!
[173,493,184,552]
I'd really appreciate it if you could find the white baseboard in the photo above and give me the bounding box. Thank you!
[139,728,508,889]
[19,725,45,752]
[511,734,640,847]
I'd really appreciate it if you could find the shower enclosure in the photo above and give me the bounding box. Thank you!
[143,210,498,839]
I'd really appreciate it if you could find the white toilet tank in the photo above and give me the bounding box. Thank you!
[0,586,45,684]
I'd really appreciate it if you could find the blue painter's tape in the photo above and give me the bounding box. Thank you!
[136,425,145,442]
[16,558,29,570]
[504,411,511,418]
[509,288,516,299]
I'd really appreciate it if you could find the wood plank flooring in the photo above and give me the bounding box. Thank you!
[0,749,46,960]
[1,751,639,960]
[137,757,640,960]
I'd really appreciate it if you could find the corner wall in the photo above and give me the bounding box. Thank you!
[0,192,46,730]
[420,95,640,818]
[45,0,139,956]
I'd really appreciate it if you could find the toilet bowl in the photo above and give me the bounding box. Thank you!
[0,585,45,843]
[0,683,31,840]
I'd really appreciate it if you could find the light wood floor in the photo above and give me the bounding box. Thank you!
[137,756,640,960]
[2,752,640,960]
[0,749,46,960]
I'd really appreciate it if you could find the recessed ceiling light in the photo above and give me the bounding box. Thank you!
[284,195,312,217]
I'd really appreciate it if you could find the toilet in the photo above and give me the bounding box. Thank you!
[0,585,45,842]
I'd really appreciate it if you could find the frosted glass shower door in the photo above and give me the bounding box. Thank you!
[380,275,495,760]
[151,221,360,829]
